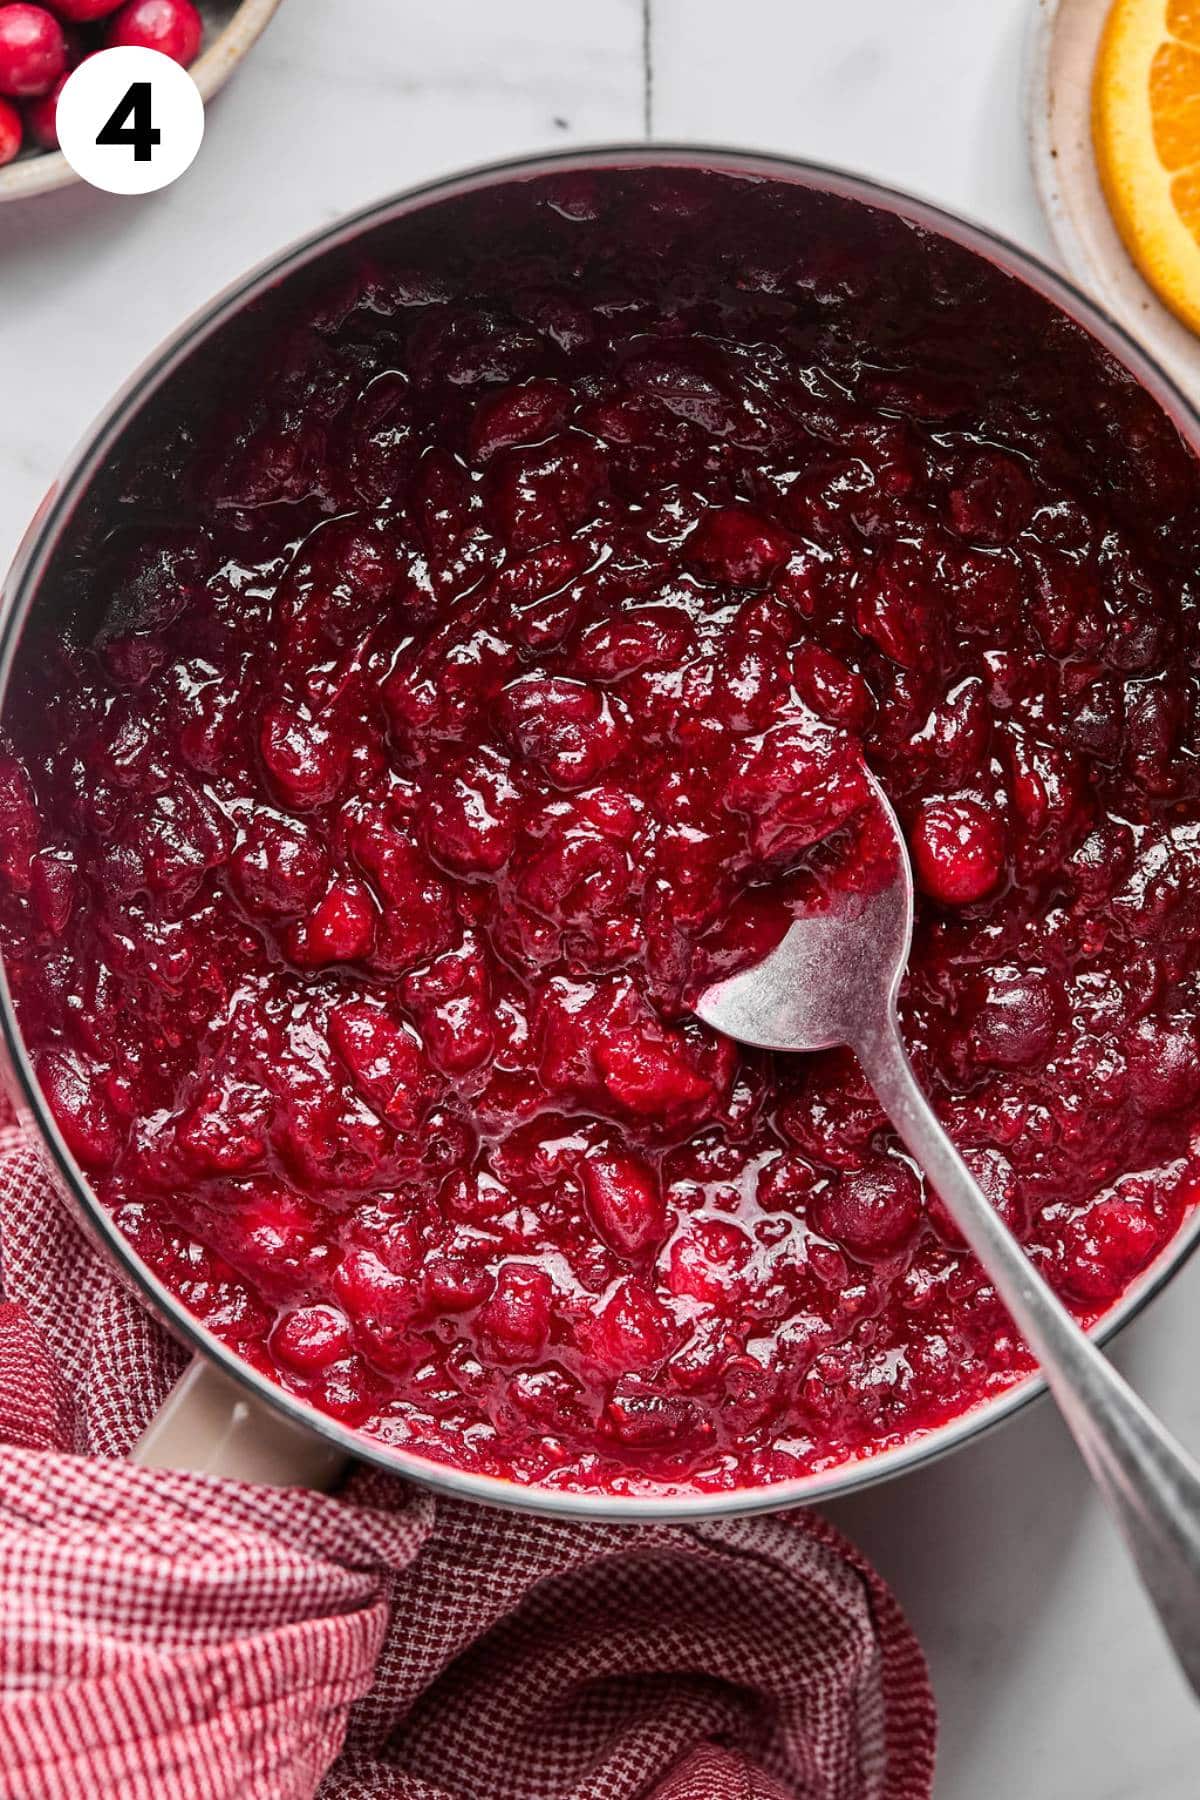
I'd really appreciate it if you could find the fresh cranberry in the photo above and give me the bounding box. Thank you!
[106,0,202,63]
[0,93,19,163]
[0,6,64,99]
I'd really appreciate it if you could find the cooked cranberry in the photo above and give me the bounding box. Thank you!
[328,1002,435,1128]
[231,813,328,919]
[284,877,376,966]
[814,1160,923,1263]
[259,702,349,810]
[485,434,606,551]
[946,451,1035,546]
[667,1219,752,1302]
[725,720,871,862]
[591,1003,718,1120]
[929,1147,1025,1250]
[1124,1016,1200,1116]
[791,643,874,731]
[684,506,792,587]
[37,1049,119,1170]
[584,1278,675,1374]
[573,606,694,679]
[270,1304,353,1374]
[479,1263,553,1362]
[106,0,201,63]
[602,1378,704,1449]
[177,1077,270,1175]
[0,6,64,98]
[580,1150,664,1256]
[0,755,35,892]
[402,937,495,1075]
[498,674,627,788]
[333,1244,418,1329]
[5,167,1199,1497]
[420,750,521,873]
[468,379,573,463]
[1057,1189,1167,1305]
[968,968,1063,1071]
[27,849,75,936]
[911,796,1005,905]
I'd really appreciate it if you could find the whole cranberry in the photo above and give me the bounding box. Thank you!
[814,1159,923,1263]
[911,795,1005,905]
[270,1305,354,1375]
[23,65,65,148]
[107,0,202,64]
[0,92,20,162]
[0,6,65,99]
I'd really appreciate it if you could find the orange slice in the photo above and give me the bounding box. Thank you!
[1092,0,1200,336]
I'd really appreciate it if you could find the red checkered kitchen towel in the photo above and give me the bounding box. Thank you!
[0,1120,936,1800]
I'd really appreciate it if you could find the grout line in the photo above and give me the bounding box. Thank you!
[642,0,654,139]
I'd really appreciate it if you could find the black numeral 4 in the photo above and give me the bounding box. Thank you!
[96,82,161,163]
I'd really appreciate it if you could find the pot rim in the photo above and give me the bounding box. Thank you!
[4,140,1200,1521]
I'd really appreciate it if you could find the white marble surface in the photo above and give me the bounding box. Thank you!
[1,3,1197,1793]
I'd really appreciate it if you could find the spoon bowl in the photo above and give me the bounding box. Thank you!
[696,774,911,1054]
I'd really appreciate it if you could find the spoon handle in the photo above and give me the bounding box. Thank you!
[854,1003,1200,1701]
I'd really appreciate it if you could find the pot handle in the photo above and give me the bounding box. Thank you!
[131,1356,347,1489]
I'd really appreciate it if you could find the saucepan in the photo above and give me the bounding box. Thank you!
[3,145,1200,1516]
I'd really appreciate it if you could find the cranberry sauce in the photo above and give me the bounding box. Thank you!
[4,170,1200,1495]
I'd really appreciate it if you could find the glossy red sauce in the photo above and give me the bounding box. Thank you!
[4,169,1200,1495]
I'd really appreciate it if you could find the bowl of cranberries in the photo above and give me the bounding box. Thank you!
[0,0,281,199]
[3,149,1200,1515]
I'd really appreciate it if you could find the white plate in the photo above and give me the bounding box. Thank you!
[1027,0,1200,407]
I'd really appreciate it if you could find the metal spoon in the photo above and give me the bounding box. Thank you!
[697,773,1200,1697]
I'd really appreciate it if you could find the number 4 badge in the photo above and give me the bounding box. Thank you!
[56,47,204,195]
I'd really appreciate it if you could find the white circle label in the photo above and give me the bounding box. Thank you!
[56,47,204,196]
